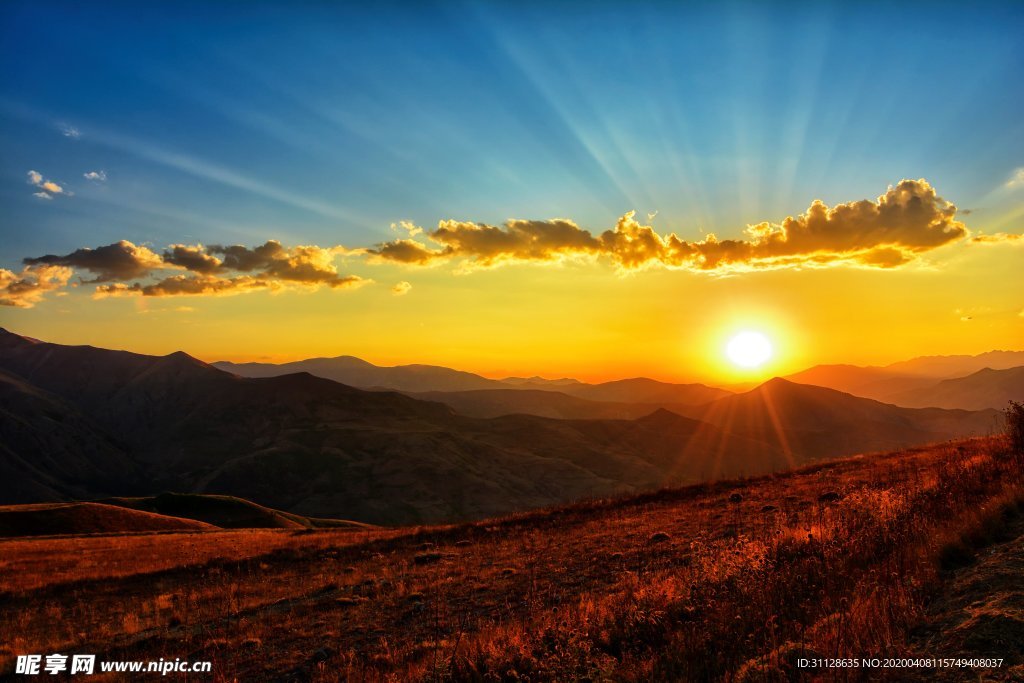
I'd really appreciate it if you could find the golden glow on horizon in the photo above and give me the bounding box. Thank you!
[726,331,773,368]
[5,237,1022,385]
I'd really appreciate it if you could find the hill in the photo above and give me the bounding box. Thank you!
[0,502,216,537]
[2,436,1020,680]
[100,493,376,530]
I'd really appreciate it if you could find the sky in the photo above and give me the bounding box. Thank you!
[1,1,1022,383]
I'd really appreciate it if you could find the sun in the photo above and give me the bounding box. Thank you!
[726,331,773,369]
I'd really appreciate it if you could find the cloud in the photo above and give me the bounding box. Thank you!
[162,244,224,274]
[1006,168,1024,189]
[94,272,368,299]
[971,232,1023,244]
[0,264,73,308]
[83,170,107,182]
[392,281,412,296]
[169,241,364,286]
[367,180,968,272]
[95,275,271,298]
[367,238,449,265]
[391,220,423,237]
[59,124,81,139]
[24,240,164,282]
[26,170,68,198]
[18,239,370,304]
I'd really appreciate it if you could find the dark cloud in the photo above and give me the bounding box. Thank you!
[20,240,368,306]
[24,240,163,282]
[162,244,223,274]
[366,238,449,265]
[95,272,367,299]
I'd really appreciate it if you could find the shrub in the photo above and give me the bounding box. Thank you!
[1005,400,1024,453]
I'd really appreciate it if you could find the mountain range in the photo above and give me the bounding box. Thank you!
[0,328,1008,525]
[784,353,1024,409]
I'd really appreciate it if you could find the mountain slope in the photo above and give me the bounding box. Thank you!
[0,367,138,504]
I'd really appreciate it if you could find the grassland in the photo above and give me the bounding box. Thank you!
[2,436,1023,681]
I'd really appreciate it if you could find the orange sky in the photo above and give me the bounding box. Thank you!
[5,224,1021,385]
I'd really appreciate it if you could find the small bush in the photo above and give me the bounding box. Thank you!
[1006,400,1024,453]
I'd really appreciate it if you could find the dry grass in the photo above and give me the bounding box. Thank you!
[1,436,1022,681]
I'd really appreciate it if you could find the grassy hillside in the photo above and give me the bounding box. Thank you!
[2,435,1021,681]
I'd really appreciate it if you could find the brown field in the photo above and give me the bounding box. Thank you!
[2,436,1023,681]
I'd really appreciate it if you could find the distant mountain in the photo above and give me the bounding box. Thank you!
[499,376,582,387]
[883,351,1024,377]
[885,366,1024,411]
[689,378,1000,460]
[783,364,934,401]
[785,352,1024,409]
[407,388,682,420]
[213,356,504,393]
[559,377,732,406]
[215,356,729,405]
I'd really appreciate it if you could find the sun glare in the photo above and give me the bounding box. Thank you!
[726,331,773,369]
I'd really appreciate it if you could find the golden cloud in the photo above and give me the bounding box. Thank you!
[4,180,996,309]
[971,232,1023,244]
[368,179,968,272]
[0,265,73,308]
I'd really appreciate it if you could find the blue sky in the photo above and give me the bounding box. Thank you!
[2,0,1022,265]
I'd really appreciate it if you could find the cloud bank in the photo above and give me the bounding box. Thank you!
[5,179,1017,309]
[369,179,969,272]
